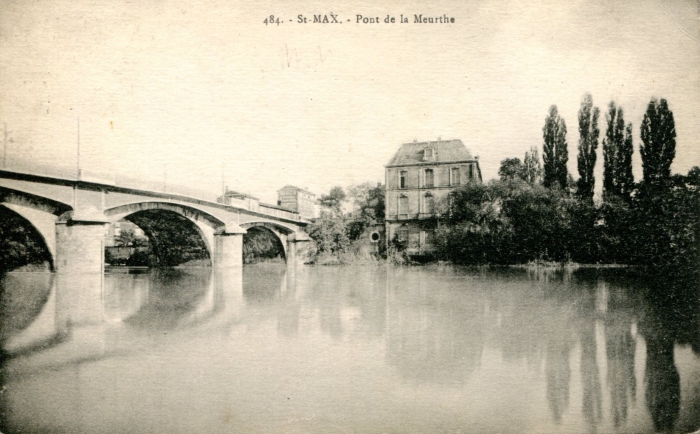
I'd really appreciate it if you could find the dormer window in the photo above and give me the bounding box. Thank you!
[423,147,436,161]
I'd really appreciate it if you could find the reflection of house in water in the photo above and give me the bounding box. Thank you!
[385,139,482,255]
[385,270,485,385]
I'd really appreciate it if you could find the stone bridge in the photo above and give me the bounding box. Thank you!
[0,164,313,275]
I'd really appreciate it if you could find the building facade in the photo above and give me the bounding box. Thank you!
[217,189,261,212]
[277,185,318,220]
[385,139,482,255]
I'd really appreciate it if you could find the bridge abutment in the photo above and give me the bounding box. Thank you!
[287,233,313,267]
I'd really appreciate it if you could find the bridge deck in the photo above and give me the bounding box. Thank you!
[0,161,309,226]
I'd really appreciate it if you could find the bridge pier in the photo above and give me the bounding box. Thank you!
[55,215,109,326]
[213,228,246,268]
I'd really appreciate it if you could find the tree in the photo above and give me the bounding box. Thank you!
[640,98,676,187]
[602,102,634,202]
[347,182,384,221]
[522,146,543,185]
[115,227,137,247]
[576,94,600,202]
[498,158,525,181]
[543,105,569,189]
[318,186,347,216]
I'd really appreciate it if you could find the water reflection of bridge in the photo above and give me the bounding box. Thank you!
[2,268,244,374]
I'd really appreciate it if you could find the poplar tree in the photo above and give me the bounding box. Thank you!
[523,146,543,185]
[576,93,600,202]
[602,102,634,202]
[640,98,676,187]
[543,105,569,189]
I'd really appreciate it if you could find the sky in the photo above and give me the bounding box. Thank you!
[1,0,699,204]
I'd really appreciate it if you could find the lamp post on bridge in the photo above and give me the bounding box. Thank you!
[76,117,82,180]
[3,123,10,168]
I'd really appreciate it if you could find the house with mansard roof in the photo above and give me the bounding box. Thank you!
[385,138,482,255]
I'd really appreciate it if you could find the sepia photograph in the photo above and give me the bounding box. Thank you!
[1,0,699,432]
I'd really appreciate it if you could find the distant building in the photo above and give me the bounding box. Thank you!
[105,220,146,247]
[277,185,318,219]
[217,189,261,212]
[385,139,482,255]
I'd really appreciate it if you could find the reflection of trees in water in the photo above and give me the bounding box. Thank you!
[638,275,699,433]
[644,328,679,432]
[123,269,212,329]
[0,272,53,342]
[545,336,571,423]
[577,290,602,429]
[604,284,637,428]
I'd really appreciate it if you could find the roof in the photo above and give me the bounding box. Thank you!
[223,190,259,200]
[277,185,315,196]
[385,139,476,167]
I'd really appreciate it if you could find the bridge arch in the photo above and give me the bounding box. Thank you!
[240,223,288,263]
[104,202,226,266]
[0,188,74,270]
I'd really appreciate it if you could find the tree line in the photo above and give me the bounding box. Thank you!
[436,95,698,276]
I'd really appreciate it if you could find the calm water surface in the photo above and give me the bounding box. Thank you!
[1,265,699,433]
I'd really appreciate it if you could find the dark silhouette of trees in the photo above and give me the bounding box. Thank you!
[127,210,210,267]
[543,105,569,190]
[603,102,634,202]
[242,227,285,263]
[641,98,676,187]
[577,94,600,203]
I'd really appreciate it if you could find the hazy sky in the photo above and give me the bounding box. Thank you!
[1,0,698,203]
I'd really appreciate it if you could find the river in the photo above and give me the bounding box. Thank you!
[1,264,699,433]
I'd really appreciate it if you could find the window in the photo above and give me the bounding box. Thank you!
[451,167,460,186]
[399,171,407,189]
[424,169,434,188]
[397,227,409,242]
[423,147,434,160]
[424,193,435,214]
[425,230,436,246]
[399,195,409,215]
[467,164,474,181]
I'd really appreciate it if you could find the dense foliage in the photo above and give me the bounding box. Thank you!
[242,227,285,263]
[127,209,210,267]
[0,206,52,272]
[434,172,698,275]
[307,184,385,262]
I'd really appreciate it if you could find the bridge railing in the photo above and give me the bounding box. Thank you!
[2,159,305,222]
[259,203,303,221]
